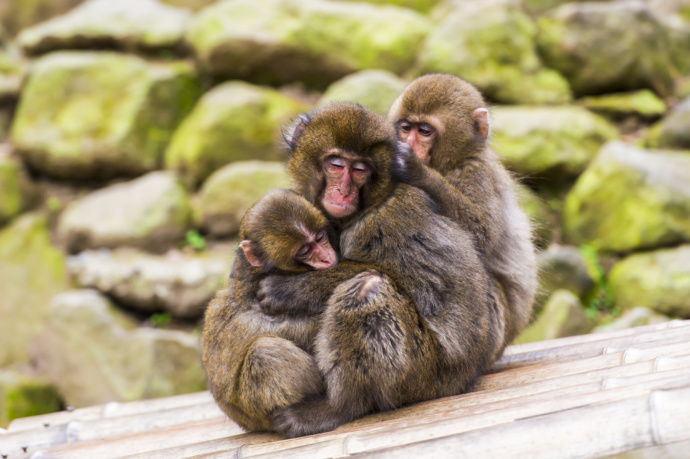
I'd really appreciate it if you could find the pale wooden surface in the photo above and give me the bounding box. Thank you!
[1,320,688,459]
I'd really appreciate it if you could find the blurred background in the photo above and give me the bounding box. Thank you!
[1,0,689,426]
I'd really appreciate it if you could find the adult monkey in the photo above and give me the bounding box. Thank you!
[388,73,538,347]
[259,103,499,437]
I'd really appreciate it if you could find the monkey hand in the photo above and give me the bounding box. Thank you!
[391,141,424,184]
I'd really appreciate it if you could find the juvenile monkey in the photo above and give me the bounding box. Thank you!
[201,188,364,431]
[388,73,538,346]
[258,103,499,437]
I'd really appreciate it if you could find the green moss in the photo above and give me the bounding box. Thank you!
[579,90,666,118]
[1,372,62,427]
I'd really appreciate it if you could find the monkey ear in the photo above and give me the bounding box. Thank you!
[283,113,312,154]
[240,240,263,267]
[472,108,490,139]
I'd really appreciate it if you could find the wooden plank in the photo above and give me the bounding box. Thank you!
[239,370,690,458]
[604,439,690,458]
[347,385,690,459]
[7,391,214,432]
[494,325,690,370]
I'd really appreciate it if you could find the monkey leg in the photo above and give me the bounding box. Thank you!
[231,336,325,432]
[273,271,432,437]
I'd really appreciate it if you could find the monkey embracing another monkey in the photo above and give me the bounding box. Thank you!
[201,188,365,431]
[388,73,538,348]
[257,103,500,437]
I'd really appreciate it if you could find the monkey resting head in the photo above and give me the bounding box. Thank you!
[239,188,338,273]
[388,73,489,174]
[284,103,398,225]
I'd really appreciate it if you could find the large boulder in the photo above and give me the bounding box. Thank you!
[17,0,191,56]
[0,50,22,105]
[0,0,84,37]
[67,247,234,319]
[515,289,595,344]
[164,81,305,188]
[319,70,407,115]
[30,289,206,407]
[417,2,571,104]
[647,95,690,149]
[491,106,618,180]
[0,214,69,367]
[0,371,62,428]
[195,161,291,237]
[536,1,680,97]
[11,51,201,181]
[0,150,40,227]
[609,245,690,318]
[593,306,671,333]
[563,141,690,252]
[57,171,192,254]
[186,0,431,89]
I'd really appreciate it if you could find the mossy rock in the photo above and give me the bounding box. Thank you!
[417,2,571,104]
[609,245,690,318]
[195,161,291,237]
[536,2,679,97]
[563,141,690,252]
[0,151,40,227]
[161,0,217,10]
[0,371,62,428]
[534,244,595,314]
[11,51,201,181]
[515,289,595,344]
[0,214,68,367]
[491,105,618,179]
[17,0,191,56]
[0,0,84,37]
[516,183,551,248]
[579,90,667,120]
[30,289,206,407]
[646,96,690,150]
[338,0,442,13]
[319,70,407,115]
[0,49,22,104]
[165,81,306,188]
[186,0,431,89]
[57,171,192,254]
[593,306,671,333]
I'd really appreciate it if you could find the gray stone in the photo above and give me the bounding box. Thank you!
[563,141,690,252]
[11,51,201,181]
[186,0,431,89]
[319,70,407,115]
[537,1,680,97]
[0,149,40,227]
[195,161,291,237]
[164,81,305,188]
[57,171,192,254]
[30,289,206,408]
[0,214,69,367]
[0,0,85,37]
[647,96,690,149]
[609,245,690,318]
[491,105,618,179]
[516,289,595,344]
[18,0,191,56]
[67,246,234,318]
[418,1,571,104]
[516,184,552,248]
[536,244,596,311]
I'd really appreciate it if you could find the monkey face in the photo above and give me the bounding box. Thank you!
[320,151,372,219]
[295,228,337,270]
[395,119,437,164]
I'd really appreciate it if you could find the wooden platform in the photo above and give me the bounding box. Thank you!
[2,320,689,458]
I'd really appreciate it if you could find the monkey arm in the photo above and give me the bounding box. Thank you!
[257,260,371,317]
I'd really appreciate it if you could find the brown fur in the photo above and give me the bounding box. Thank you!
[388,73,538,348]
[258,104,499,437]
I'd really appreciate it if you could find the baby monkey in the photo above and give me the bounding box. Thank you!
[202,188,342,431]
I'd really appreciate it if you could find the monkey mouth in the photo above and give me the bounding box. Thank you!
[323,199,356,218]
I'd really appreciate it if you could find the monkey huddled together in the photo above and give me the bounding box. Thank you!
[201,74,538,437]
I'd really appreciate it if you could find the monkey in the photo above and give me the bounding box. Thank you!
[387,73,538,347]
[257,103,500,437]
[201,188,367,431]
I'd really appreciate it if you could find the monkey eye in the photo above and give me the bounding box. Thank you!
[419,124,435,136]
[315,229,327,243]
[398,121,412,133]
[296,244,312,259]
[327,156,346,170]
[351,161,369,178]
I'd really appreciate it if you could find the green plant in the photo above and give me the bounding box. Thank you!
[579,244,616,319]
[183,229,206,252]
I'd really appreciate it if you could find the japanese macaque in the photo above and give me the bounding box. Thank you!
[388,73,538,346]
[258,103,500,437]
[202,188,364,431]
